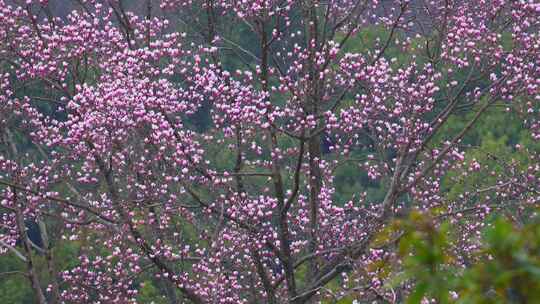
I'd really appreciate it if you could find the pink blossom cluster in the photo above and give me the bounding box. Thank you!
[0,0,539,303]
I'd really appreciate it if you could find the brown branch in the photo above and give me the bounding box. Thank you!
[252,249,276,304]
[405,94,500,190]
[0,238,27,262]
[283,139,305,214]
[0,179,117,225]
[93,155,205,304]
[13,188,47,304]
[0,271,27,278]
[38,217,61,303]
[370,1,409,65]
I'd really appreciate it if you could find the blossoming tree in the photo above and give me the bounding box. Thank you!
[0,0,539,303]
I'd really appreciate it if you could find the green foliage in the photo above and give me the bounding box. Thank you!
[396,212,455,304]
[0,275,33,304]
[0,254,33,304]
[441,104,540,203]
[457,218,540,303]
[397,214,540,303]
[137,281,169,304]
